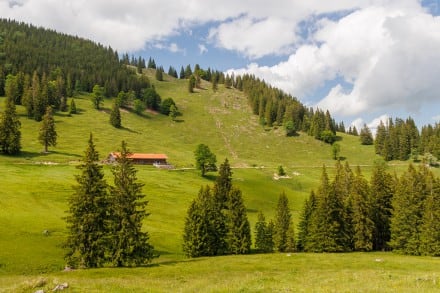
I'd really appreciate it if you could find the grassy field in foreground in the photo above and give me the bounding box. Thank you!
[1,71,439,291]
[1,252,439,292]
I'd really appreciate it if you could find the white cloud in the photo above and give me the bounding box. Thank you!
[153,42,184,54]
[0,0,365,53]
[198,44,208,54]
[229,3,440,122]
[2,0,440,125]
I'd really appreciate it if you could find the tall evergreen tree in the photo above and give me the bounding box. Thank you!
[296,190,317,251]
[225,188,252,254]
[38,106,57,153]
[213,158,232,207]
[0,96,21,155]
[254,211,273,253]
[370,160,393,251]
[110,101,122,128]
[107,141,155,266]
[182,185,227,257]
[65,134,108,268]
[274,192,292,252]
[360,124,374,145]
[389,165,429,255]
[419,178,440,256]
[351,166,374,251]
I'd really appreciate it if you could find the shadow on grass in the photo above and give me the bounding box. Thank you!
[119,126,139,134]
[173,119,185,123]
[148,257,205,268]
[18,150,82,159]
[246,208,259,214]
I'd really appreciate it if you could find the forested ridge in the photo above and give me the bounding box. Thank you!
[0,18,148,97]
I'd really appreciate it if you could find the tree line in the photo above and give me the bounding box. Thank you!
[297,160,440,256]
[183,158,296,257]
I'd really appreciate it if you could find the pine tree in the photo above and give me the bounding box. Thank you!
[285,224,296,252]
[110,101,121,128]
[360,124,374,145]
[419,178,440,256]
[0,96,21,155]
[370,160,393,251]
[305,166,330,252]
[69,98,77,115]
[213,158,232,208]
[65,134,108,268]
[38,106,57,153]
[351,166,374,251]
[255,211,270,252]
[306,164,351,252]
[296,190,316,251]
[274,192,292,252]
[389,165,429,255]
[108,141,155,266]
[182,185,227,257]
[225,188,252,254]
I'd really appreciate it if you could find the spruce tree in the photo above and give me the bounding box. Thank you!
[0,96,21,155]
[182,185,227,257]
[182,198,203,257]
[360,124,374,145]
[110,101,121,128]
[225,188,251,254]
[213,158,232,208]
[351,166,374,251]
[296,190,317,251]
[65,134,108,268]
[69,98,77,115]
[285,224,296,252]
[274,192,292,252]
[38,106,57,153]
[419,178,440,256]
[108,141,155,266]
[255,211,269,252]
[389,165,429,255]
[370,160,393,251]
[305,166,330,252]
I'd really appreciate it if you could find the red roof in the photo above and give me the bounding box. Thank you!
[110,152,168,160]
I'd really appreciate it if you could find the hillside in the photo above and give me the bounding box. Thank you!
[1,67,440,292]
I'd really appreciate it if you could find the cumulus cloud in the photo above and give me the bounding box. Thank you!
[2,0,440,125]
[229,3,440,121]
[0,0,364,53]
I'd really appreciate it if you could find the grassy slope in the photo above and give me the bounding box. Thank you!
[1,71,439,291]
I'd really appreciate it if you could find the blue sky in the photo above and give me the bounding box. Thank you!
[2,0,440,131]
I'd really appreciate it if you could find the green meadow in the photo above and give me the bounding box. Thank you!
[1,72,439,292]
